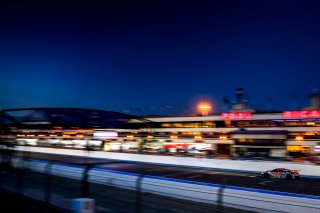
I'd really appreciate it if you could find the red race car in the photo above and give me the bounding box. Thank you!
[260,168,300,180]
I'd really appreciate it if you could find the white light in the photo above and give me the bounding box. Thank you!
[93,131,118,139]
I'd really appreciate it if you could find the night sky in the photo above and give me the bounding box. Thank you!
[1,1,320,115]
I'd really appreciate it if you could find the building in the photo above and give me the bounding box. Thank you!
[129,110,320,158]
[0,108,142,149]
[1,90,320,159]
[125,89,320,158]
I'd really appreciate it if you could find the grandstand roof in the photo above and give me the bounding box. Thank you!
[1,108,147,129]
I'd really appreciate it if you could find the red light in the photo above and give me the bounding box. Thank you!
[221,112,253,120]
[283,110,320,118]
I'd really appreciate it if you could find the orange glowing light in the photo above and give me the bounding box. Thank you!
[219,135,227,140]
[198,102,212,115]
[198,103,211,110]
[199,105,211,110]
[194,135,202,140]
[170,135,178,139]
[295,136,304,141]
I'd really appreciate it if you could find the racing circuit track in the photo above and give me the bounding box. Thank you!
[13,151,320,197]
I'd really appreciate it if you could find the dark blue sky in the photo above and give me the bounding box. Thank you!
[1,1,320,115]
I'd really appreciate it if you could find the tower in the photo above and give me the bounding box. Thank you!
[232,88,249,111]
[309,88,320,109]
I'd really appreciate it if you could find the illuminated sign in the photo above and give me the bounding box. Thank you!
[221,112,253,120]
[315,146,320,153]
[283,110,320,119]
[93,131,118,139]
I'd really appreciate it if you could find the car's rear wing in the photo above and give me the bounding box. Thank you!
[292,169,300,174]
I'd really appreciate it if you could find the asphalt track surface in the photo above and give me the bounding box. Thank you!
[14,151,320,197]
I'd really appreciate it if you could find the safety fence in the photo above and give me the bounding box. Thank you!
[0,156,247,213]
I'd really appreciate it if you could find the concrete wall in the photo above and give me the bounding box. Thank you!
[15,146,320,177]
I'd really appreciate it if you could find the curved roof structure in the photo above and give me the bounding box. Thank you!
[0,110,20,130]
[1,108,148,129]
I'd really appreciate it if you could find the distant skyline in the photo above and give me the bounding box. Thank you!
[1,1,320,115]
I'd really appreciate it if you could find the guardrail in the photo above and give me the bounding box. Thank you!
[1,156,225,212]
[8,157,320,213]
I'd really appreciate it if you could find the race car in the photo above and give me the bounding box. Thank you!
[260,168,300,180]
